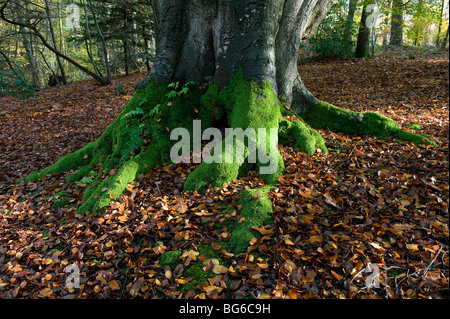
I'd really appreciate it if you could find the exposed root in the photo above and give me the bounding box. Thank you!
[278,117,328,155]
[228,186,273,254]
[300,101,437,146]
[78,146,162,213]
[185,69,285,192]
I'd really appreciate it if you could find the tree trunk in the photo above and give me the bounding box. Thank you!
[20,28,40,89]
[344,0,359,45]
[138,0,329,110]
[355,1,374,58]
[87,0,111,83]
[44,0,67,85]
[442,24,449,49]
[390,0,403,46]
[436,0,446,47]
[413,0,424,47]
[18,0,40,89]
[150,0,161,40]
[0,50,18,75]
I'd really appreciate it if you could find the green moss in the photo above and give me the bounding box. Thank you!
[78,145,162,214]
[181,244,226,293]
[300,101,365,134]
[278,118,328,155]
[185,69,285,192]
[394,130,436,146]
[301,101,436,146]
[184,151,245,193]
[65,165,95,183]
[53,197,70,209]
[199,82,223,128]
[18,80,176,213]
[19,80,168,185]
[125,79,169,113]
[404,123,422,130]
[362,112,398,138]
[228,186,273,254]
[159,250,182,268]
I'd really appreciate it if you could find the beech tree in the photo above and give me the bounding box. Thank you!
[20,0,435,253]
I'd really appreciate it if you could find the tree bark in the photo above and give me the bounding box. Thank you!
[87,0,111,83]
[344,0,359,45]
[20,28,40,88]
[355,1,373,58]
[138,0,329,111]
[44,0,67,85]
[436,0,446,47]
[390,0,403,46]
[442,24,449,49]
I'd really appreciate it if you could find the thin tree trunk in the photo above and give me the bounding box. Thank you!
[442,24,449,49]
[150,0,161,41]
[413,0,423,47]
[87,0,111,83]
[123,8,129,76]
[18,0,40,88]
[390,0,403,45]
[44,0,66,85]
[0,50,18,76]
[142,24,151,71]
[355,1,374,58]
[344,0,359,45]
[57,0,65,54]
[436,0,445,47]
[20,29,40,88]
[83,2,103,77]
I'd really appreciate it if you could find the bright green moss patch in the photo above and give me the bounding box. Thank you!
[228,186,273,254]
[278,118,328,155]
[184,148,245,193]
[404,123,422,130]
[78,145,163,214]
[301,101,436,146]
[65,165,95,184]
[394,130,436,146]
[159,250,182,269]
[185,69,285,193]
[18,80,178,213]
[300,101,364,134]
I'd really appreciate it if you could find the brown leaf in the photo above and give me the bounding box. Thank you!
[110,280,120,292]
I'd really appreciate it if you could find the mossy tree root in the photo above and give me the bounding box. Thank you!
[228,186,273,254]
[184,70,286,192]
[19,81,172,213]
[299,101,437,147]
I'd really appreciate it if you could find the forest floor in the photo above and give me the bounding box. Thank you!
[0,50,448,299]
